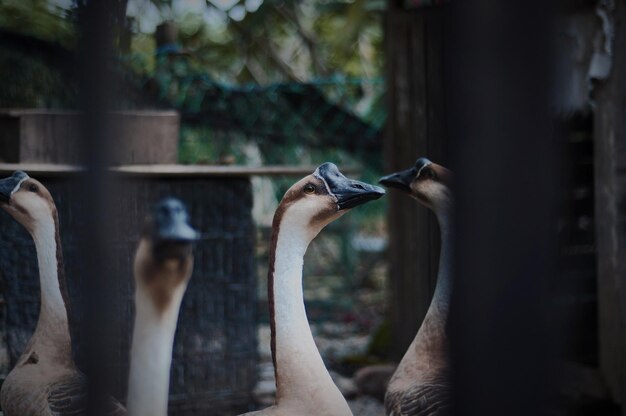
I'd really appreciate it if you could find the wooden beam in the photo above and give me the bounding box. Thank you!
[593,1,626,413]
[385,3,447,360]
[0,163,360,178]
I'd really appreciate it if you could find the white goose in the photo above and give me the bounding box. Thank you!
[379,158,454,416]
[126,198,197,416]
[0,171,126,416]
[243,162,385,416]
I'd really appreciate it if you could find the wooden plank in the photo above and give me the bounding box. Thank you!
[0,109,178,117]
[0,110,180,165]
[0,163,84,175]
[0,163,359,178]
[593,1,626,412]
[385,2,447,360]
[111,164,359,177]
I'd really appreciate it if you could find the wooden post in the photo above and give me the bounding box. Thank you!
[156,22,178,49]
[593,1,626,413]
[385,3,447,359]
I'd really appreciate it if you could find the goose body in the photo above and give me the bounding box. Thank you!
[380,158,454,416]
[126,198,197,416]
[0,171,126,416]
[242,163,385,416]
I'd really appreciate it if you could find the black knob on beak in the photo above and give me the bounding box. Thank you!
[153,198,198,242]
[379,168,416,193]
[315,162,385,210]
[0,171,29,203]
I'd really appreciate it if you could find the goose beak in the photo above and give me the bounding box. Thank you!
[379,168,416,193]
[315,162,386,210]
[0,171,29,203]
[153,198,199,243]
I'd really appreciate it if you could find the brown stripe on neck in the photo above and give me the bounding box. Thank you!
[52,207,71,321]
[267,187,302,388]
[267,219,280,384]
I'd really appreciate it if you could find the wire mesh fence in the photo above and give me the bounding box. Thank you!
[0,172,258,415]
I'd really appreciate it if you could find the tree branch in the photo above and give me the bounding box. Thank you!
[272,3,330,77]
[230,21,302,82]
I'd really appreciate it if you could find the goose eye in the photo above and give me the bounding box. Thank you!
[28,184,38,193]
[424,168,437,180]
[303,184,316,194]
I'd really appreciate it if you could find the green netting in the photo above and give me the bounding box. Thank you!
[126,52,386,165]
[0,32,386,171]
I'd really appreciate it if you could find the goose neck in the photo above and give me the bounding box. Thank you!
[431,206,454,311]
[127,286,186,416]
[268,220,348,412]
[30,217,71,353]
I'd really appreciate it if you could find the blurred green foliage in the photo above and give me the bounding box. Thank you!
[127,0,385,84]
[0,46,76,107]
[0,0,75,47]
[0,0,74,107]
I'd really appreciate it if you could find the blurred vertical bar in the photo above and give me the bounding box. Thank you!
[76,0,117,413]
[446,1,559,415]
[594,0,626,411]
[385,0,448,361]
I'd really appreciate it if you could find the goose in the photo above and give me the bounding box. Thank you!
[243,162,385,416]
[379,158,454,416]
[0,171,126,416]
[126,198,197,416]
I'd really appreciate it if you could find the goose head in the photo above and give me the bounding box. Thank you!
[134,198,198,312]
[275,162,385,240]
[0,171,57,234]
[379,158,453,211]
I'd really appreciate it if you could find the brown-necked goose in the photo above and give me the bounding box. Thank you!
[126,198,197,416]
[379,158,454,416]
[242,163,385,416]
[0,171,126,416]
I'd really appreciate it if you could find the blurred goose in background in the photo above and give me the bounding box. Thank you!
[379,158,454,416]
[0,171,126,416]
[126,198,197,416]
[242,163,385,416]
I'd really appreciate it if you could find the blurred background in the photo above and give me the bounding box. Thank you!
[0,0,624,415]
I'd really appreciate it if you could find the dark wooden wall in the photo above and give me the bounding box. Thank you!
[384,2,447,359]
[594,1,626,413]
